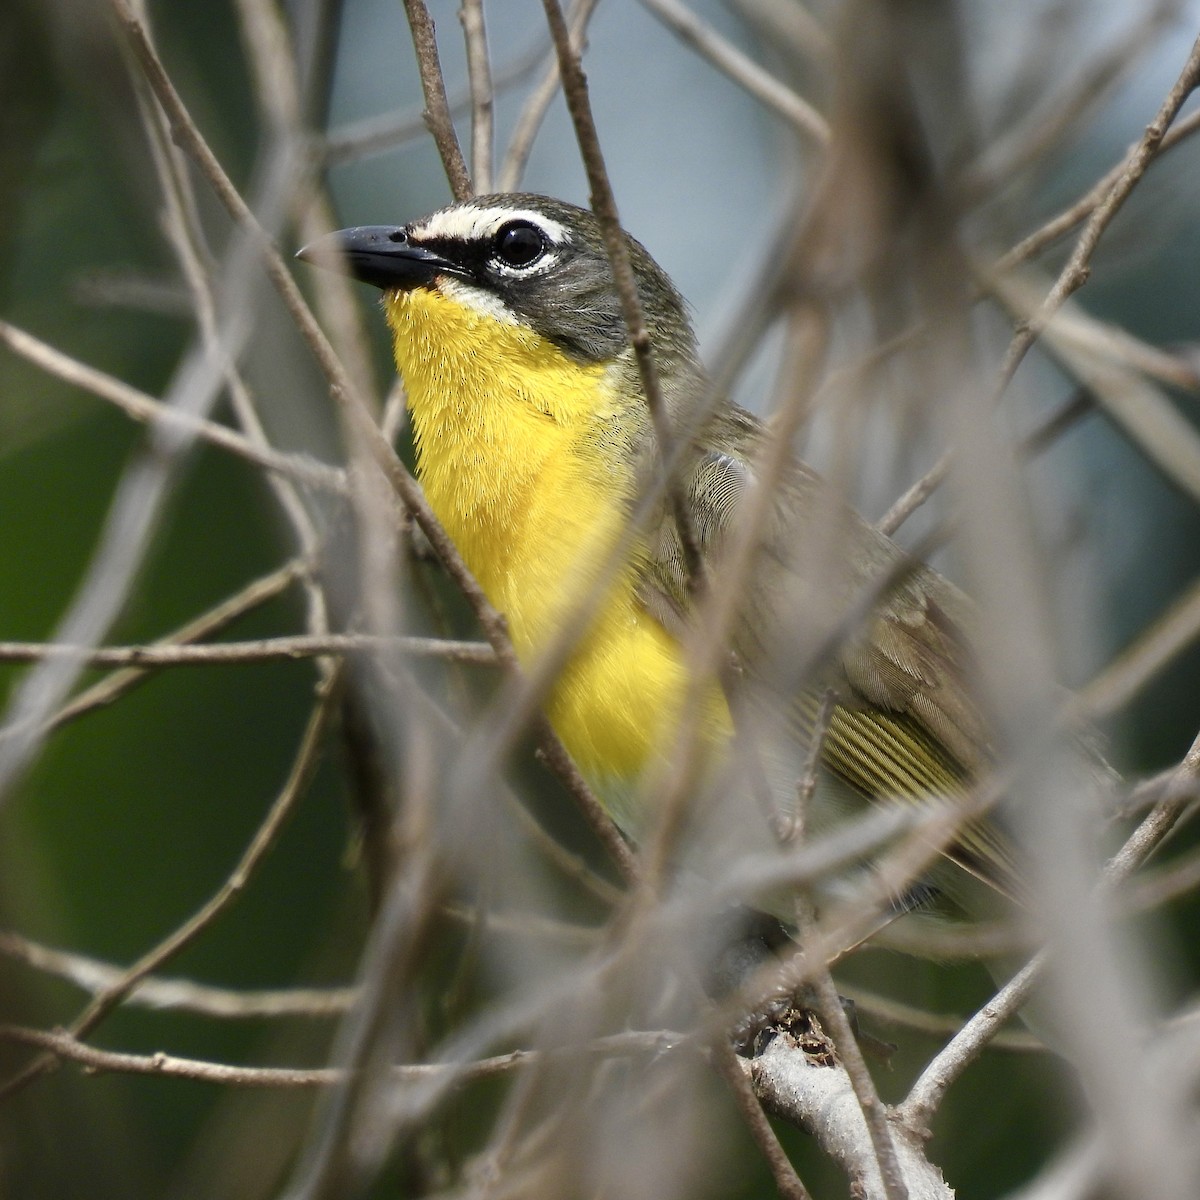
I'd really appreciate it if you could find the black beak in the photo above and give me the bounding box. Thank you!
[295,226,468,291]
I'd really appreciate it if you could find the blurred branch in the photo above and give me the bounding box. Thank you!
[0,319,347,494]
[838,984,1044,1052]
[0,668,342,1100]
[1079,573,1200,720]
[322,35,547,167]
[0,907,598,1021]
[0,1023,677,1089]
[0,561,306,746]
[882,32,1200,536]
[997,106,1200,273]
[963,1,1180,199]
[900,728,1200,1129]
[497,0,600,191]
[795,909,909,1200]
[542,0,708,595]
[107,0,634,884]
[636,0,828,145]
[459,0,494,193]
[877,448,951,535]
[991,30,1200,408]
[990,272,1200,505]
[710,1038,814,1200]
[0,633,496,669]
[0,931,356,1018]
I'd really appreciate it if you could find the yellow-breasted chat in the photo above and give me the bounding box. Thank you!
[299,192,1022,922]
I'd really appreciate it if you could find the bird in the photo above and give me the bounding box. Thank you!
[298,192,1021,921]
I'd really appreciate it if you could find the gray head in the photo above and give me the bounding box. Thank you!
[299,193,698,367]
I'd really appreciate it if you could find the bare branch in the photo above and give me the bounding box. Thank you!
[322,35,548,166]
[900,729,1200,1128]
[497,0,600,191]
[401,0,472,198]
[710,1038,814,1200]
[637,0,828,145]
[1,670,342,1099]
[994,30,1200,403]
[1080,574,1200,720]
[750,1031,952,1199]
[0,1023,675,1089]
[2,562,306,746]
[0,931,356,1019]
[0,633,496,669]
[459,0,494,193]
[0,319,346,493]
[997,107,1200,273]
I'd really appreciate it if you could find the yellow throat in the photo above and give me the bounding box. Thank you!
[384,286,727,808]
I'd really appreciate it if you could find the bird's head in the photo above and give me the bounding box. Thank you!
[298,193,698,370]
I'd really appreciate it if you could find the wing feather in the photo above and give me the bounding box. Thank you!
[635,403,1021,898]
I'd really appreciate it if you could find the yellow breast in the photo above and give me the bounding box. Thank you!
[384,287,727,810]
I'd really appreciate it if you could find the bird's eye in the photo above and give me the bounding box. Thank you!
[493,221,546,268]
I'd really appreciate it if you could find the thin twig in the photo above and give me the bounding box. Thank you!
[402,0,472,199]
[880,35,1200,536]
[838,983,1044,1052]
[127,23,335,678]
[995,29,1200,394]
[459,0,494,193]
[899,729,1200,1128]
[0,633,496,669]
[876,450,951,536]
[0,1024,674,1089]
[793,896,909,1200]
[1,561,305,746]
[0,930,356,1018]
[0,319,346,495]
[323,37,548,167]
[637,0,828,145]
[787,687,838,842]
[498,0,601,191]
[996,106,1200,273]
[1078,573,1200,720]
[962,2,1178,199]
[710,1037,814,1200]
[0,669,342,1100]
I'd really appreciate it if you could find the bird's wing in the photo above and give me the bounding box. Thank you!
[636,405,1019,898]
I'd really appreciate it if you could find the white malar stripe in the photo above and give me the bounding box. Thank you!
[412,204,570,247]
[437,277,521,324]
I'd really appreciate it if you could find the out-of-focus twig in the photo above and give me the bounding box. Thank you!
[0,633,495,669]
[997,105,1200,273]
[459,0,493,193]
[0,1023,677,1089]
[0,930,357,1018]
[992,29,1200,407]
[0,319,346,493]
[0,667,342,1099]
[899,728,1200,1128]
[107,0,634,884]
[497,0,600,191]
[963,1,1179,199]
[1079,573,1200,720]
[637,0,828,145]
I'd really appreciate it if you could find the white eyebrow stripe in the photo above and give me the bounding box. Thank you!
[412,204,570,246]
